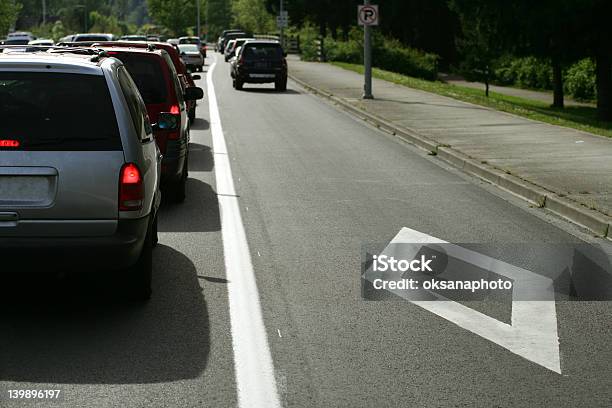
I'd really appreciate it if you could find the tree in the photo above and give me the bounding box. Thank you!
[147,0,197,35]
[232,0,274,34]
[577,0,612,121]
[88,10,122,35]
[0,1,21,36]
[509,0,582,108]
[450,0,518,97]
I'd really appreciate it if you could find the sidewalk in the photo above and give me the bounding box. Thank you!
[288,56,612,236]
[438,73,594,107]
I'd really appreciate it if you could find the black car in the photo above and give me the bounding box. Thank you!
[231,41,288,91]
[220,32,248,53]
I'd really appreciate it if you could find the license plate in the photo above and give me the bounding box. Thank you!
[250,74,275,79]
[0,176,53,205]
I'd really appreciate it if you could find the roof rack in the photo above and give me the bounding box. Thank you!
[0,45,109,62]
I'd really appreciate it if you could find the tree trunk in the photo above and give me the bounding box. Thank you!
[596,53,612,121]
[552,56,564,108]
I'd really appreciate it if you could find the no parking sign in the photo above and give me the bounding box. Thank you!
[358,4,379,26]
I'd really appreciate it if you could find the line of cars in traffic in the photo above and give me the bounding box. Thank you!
[0,35,206,300]
[216,29,288,92]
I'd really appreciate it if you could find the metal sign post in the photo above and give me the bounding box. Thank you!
[358,2,379,100]
[196,0,201,40]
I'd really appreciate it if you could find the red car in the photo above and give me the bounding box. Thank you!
[97,46,203,202]
[94,41,201,123]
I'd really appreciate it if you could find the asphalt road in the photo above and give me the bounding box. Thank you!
[1,54,612,407]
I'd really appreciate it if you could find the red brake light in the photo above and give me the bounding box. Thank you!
[0,140,20,147]
[169,105,180,114]
[119,163,144,211]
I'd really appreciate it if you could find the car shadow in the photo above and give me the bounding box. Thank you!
[159,178,220,232]
[188,143,214,172]
[0,245,210,384]
[240,87,300,95]
[191,118,210,131]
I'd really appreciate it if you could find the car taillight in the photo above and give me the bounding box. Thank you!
[0,139,20,148]
[119,163,144,211]
[161,105,181,140]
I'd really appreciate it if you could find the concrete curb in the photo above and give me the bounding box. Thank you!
[289,72,612,238]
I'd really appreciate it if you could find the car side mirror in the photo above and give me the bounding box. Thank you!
[191,74,201,80]
[155,112,178,130]
[184,86,204,101]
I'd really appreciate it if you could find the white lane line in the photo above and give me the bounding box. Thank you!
[207,55,282,408]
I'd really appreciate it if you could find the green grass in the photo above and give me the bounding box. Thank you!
[330,61,612,138]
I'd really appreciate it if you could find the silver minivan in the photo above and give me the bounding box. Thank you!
[0,49,162,300]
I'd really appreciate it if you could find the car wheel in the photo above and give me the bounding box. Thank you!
[235,79,243,90]
[125,220,153,301]
[275,78,287,92]
[169,155,188,203]
[152,212,159,248]
[189,107,196,123]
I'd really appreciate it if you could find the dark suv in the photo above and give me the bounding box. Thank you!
[231,40,288,91]
[100,46,203,202]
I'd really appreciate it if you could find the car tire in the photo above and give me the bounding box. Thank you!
[152,212,159,248]
[189,107,196,123]
[125,220,153,301]
[235,79,243,90]
[169,155,188,203]
[275,78,287,92]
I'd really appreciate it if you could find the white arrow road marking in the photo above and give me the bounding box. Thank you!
[367,227,561,374]
[207,55,282,407]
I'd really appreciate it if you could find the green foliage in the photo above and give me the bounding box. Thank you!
[317,30,439,81]
[373,36,439,81]
[565,58,597,101]
[492,55,596,101]
[0,1,21,37]
[146,0,197,36]
[298,23,323,62]
[51,21,68,41]
[232,0,274,34]
[493,56,553,90]
[88,11,123,35]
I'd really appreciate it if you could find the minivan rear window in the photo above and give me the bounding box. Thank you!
[0,72,121,151]
[110,53,168,104]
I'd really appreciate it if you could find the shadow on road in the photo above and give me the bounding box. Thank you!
[188,143,214,172]
[240,87,300,95]
[0,245,210,384]
[191,118,210,131]
[159,178,220,232]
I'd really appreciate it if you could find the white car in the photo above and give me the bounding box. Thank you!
[178,44,204,72]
